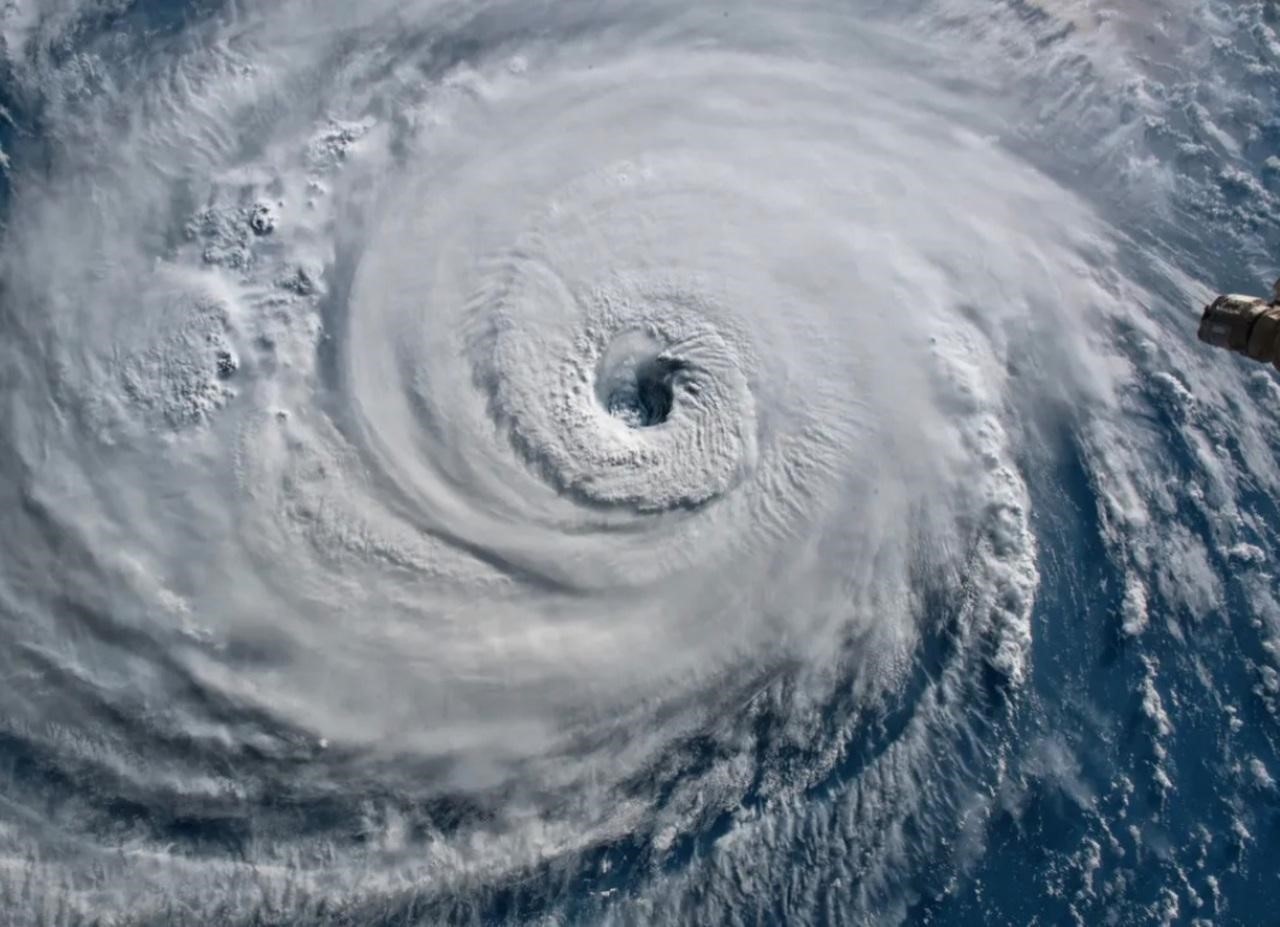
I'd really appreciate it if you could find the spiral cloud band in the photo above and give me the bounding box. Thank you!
[2,0,1278,923]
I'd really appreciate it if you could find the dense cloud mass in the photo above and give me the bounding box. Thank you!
[2,0,1280,923]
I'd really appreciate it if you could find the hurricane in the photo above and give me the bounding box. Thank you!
[1,0,1279,924]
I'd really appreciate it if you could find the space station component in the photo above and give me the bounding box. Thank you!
[1198,279,1280,369]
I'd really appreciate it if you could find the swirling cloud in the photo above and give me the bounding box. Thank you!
[0,0,1275,923]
